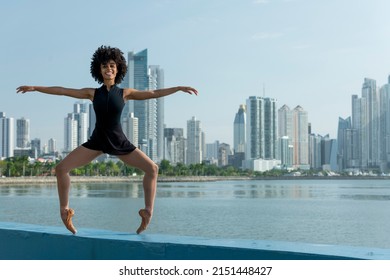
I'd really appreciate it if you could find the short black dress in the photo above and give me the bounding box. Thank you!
[82,85,136,155]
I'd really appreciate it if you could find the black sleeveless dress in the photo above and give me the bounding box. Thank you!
[82,85,136,155]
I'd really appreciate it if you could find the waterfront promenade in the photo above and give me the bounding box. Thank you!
[0,175,254,185]
[1,175,390,185]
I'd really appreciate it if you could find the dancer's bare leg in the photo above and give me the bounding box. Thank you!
[55,146,102,234]
[118,149,158,234]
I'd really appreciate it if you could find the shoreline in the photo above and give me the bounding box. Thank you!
[0,175,252,185]
[1,175,390,185]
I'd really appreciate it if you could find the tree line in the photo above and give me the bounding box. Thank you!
[0,156,337,178]
[0,156,254,177]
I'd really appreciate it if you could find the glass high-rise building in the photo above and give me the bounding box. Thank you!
[351,78,381,168]
[362,78,380,167]
[379,76,390,168]
[337,117,354,170]
[245,96,278,160]
[30,138,41,158]
[16,117,30,148]
[120,49,164,162]
[233,104,246,154]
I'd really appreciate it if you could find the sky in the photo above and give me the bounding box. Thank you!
[2,0,390,150]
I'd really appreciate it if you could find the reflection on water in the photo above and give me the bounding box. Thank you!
[0,184,57,197]
[2,179,390,201]
[0,182,316,199]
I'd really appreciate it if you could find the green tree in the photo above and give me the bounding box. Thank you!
[0,160,6,176]
[159,160,173,175]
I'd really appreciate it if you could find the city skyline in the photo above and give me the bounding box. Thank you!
[3,74,390,153]
[3,0,390,149]
[4,71,390,173]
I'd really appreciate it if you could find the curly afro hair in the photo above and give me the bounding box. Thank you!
[90,46,127,84]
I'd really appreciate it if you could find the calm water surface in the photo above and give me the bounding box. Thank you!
[1,179,390,249]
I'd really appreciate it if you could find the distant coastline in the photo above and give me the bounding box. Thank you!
[1,175,390,185]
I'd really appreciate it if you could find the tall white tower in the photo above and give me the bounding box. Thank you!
[64,113,78,153]
[186,116,202,164]
[122,113,139,148]
[0,112,14,158]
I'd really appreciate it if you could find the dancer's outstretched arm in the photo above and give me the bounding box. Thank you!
[124,86,197,101]
[16,86,95,100]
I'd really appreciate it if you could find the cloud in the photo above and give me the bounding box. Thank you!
[251,32,283,41]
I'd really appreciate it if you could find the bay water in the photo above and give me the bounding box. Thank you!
[1,179,390,249]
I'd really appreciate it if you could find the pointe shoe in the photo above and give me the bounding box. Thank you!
[62,208,77,234]
[136,209,152,234]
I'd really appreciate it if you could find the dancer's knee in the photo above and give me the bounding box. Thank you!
[148,163,159,178]
[55,163,70,176]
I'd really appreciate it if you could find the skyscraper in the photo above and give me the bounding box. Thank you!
[337,117,353,170]
[186,116,202,165]
[149,65,165,162]
[122,113,139,148]
[379,76,390,168]
[321,135,338,171]
[88,103,96,138]
[120,49,164,162]
[362,78,380,168]
[64,113,78,153]
[351,78,381,168]
[245,96,278,160]
[48,138,57,154]
[164,128,185,165]
[351,94,362,166]
[73,102,89,146]
[279,136,293,168]
[121,49,148,144]
[16,117,30,148]
[30,138,41,158]
[0,112,14,158]
[308,133,322,169]
[278,105,293,142]
[292,105,309,167]
[233,104,246,154]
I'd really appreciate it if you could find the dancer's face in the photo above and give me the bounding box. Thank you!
[100,59,117,82]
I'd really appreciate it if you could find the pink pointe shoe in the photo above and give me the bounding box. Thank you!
[136,209,152,234]
[62,208,77,234]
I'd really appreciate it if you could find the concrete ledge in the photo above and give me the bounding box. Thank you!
[0,222,389,260]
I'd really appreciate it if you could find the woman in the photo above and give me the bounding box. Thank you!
[16,45,197,235]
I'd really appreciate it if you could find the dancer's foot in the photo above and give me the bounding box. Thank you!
[61,208,77,234]
[136,209,152,234]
